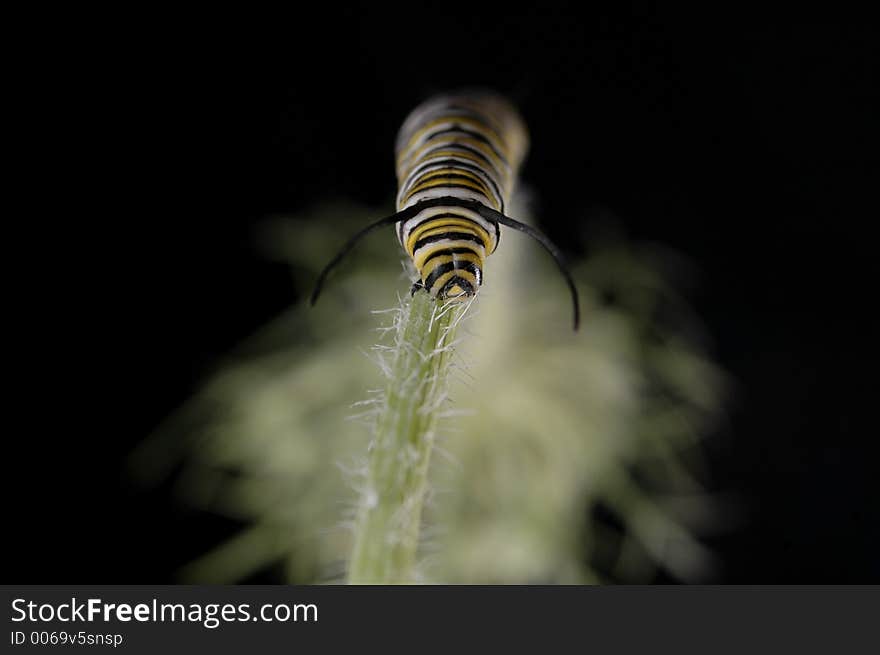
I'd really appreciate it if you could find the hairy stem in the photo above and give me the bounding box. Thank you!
[348,291,465,584]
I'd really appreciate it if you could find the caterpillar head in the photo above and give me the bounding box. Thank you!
[438,275,477,301]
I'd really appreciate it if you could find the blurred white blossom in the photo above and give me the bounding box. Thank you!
[133,200,726,583]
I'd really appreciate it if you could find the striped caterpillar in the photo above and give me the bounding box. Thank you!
[311,91,580,330]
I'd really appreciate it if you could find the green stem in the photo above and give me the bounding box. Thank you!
[348,291,465,584]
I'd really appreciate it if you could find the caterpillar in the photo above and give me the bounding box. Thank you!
[311,91,580,330]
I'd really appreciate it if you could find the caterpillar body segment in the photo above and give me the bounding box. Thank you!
[311,91,580,330]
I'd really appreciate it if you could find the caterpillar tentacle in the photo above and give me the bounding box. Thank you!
[312,91,580,330]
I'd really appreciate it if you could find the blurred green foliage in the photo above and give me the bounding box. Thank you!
[132,201,726,583]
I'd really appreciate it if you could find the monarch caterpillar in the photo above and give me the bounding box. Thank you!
[311,91,580,330]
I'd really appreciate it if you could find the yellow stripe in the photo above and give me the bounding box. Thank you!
[408,225,482,250]
[403,177,493,205]
[409,167,493,194]
[412,241,485,269]
[399,115,509,161]
[398,149,505,185]
[405,219,491,255]
[420,252,483,278]
[425,268,479,296]
[397,137,508,177]
[413,246,484,271]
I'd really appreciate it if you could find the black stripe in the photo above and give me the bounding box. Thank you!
[434,109,507,149]
[405,159,505,209]
[435,106,499,133]
[401,212,488,240]
[408,172,493,196]
[407,211,474,228]
[396,196,502,247]
[424,261,482,292]
[408,158,501,186]
[420,246,482,269]
[410,143,505,180]
[405,182,494,203]
[421,127,509,166]
[398,209,477,243]
[413,231,486,253]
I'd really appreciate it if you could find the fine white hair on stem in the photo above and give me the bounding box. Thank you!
[347,289,472,583]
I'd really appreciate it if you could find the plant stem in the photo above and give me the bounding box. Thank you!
[348,291,465,584]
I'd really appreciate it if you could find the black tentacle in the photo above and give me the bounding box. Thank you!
[473,203,581,331]
[310,210,411,305]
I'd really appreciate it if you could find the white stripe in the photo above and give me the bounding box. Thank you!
[398,159,506,207]
[412,239,487,264]
[396,133,512,180]
[397,119,507,164]
[395,202,499,254]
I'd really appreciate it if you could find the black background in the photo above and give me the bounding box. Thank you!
[11,5,878,582]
